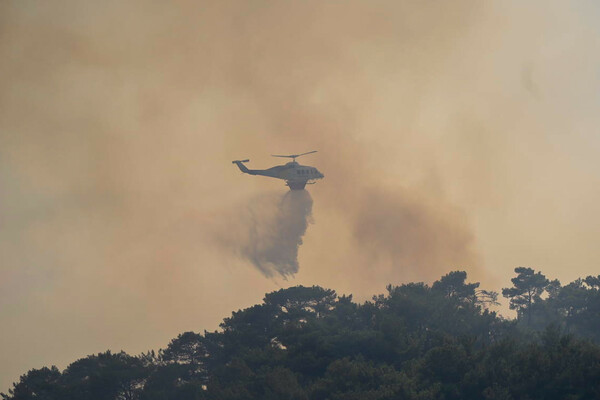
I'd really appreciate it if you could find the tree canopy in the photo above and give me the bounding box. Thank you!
[4,270,600,400]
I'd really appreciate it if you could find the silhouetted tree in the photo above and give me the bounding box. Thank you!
[541,276,600,341]
[433,271,479,303]
[433,270,499,308]
[2,367,61,400]
[310,356,413,400]
[4,274,600,400]
[60,351,148,400]
[502,267,550,326]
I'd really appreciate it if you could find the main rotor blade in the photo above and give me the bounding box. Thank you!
[297,150,317,157]
[271,151,317,159]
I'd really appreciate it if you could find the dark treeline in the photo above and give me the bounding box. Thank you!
[4,268,600,400]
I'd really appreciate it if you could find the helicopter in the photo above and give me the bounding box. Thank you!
[232,150,324,190]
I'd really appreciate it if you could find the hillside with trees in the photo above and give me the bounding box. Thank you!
[3,269,600,400]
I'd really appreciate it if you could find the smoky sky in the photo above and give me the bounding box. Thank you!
[2,0,600,392]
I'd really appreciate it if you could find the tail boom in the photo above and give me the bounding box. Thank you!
[232,159,255,174]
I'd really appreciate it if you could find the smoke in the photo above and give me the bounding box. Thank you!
[2,0,600,393]
[351,186,478,283]
[214,190,313,279]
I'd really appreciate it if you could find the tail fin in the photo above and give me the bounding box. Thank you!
[232,159,251,174]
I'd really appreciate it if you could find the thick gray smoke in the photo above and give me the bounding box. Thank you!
[216,190,313,278]
[351,186,478,283]
[3,0,600,394]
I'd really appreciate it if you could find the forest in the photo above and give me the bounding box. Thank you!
[3,268,600,400]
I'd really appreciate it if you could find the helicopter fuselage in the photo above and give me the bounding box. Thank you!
[232,160,324,190]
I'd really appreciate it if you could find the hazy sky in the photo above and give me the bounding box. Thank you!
[2,0,600,392]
